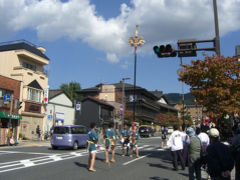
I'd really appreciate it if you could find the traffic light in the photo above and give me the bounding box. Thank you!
[153,44,177,58]
[17,101,22,110]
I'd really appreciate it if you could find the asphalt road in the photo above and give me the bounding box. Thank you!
[0,136,209,180]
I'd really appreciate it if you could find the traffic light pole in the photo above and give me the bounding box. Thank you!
[213,0,220,56]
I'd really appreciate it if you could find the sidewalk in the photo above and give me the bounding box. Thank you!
[0,139,50,149]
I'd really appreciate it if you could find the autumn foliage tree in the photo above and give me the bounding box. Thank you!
[178,55,240,124]
[155,112,180,126]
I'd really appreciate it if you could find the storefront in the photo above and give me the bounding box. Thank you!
[0,111,22,145]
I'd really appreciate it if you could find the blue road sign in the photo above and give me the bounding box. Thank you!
[3,94,10,102]
[76,102,81,112]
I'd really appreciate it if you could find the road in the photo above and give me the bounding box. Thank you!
[0,136,208,180]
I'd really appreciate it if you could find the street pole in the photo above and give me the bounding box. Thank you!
[128,25,145,143]
[213,0,220,56]
[180,57,185,129]
[121,78,130,129]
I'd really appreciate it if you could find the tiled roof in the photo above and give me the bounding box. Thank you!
[0,40,49,60]
[49,90,63,99]
[82,96,114,109]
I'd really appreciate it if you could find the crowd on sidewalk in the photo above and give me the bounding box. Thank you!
[164,124,240,180]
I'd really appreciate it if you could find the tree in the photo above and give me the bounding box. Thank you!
[155,112,180,126]
[178,55,240,124]
[60,81,82,101]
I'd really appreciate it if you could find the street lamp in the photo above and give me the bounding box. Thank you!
[121,77,131,129]
[128,25,145,143]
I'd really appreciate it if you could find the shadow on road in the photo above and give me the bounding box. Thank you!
[74,162,88,170]
[147,163,173,171]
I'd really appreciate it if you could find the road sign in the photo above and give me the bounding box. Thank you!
[3,94,10,102]
[76,102,81,112]
[43,88,49,104]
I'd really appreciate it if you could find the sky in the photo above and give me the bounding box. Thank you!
[0,0,240,94]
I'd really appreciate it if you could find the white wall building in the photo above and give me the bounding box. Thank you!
[45,90,75,133]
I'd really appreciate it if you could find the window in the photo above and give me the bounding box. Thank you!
[71,127,88,134]
[22,62,36,71]
[53,127,70,134]
[0,88,13,98]
[27,88,41,102]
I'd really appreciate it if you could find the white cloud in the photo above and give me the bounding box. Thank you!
[106,52,119,63]
[0,0,240,62]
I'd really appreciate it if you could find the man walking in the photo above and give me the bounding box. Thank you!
[206,128,234,180]
[130,125,140,158]
[186,127,202,180]
[232,127,240,180]
[104,123,117,163]
[119,124,131,156]
[167,125,185,171]
[87,123,99,172]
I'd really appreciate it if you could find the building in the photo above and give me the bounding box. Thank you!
[45,90,75,133]
[75,96,114,128]
[0,40,49,139]
[0,75,21,145]
[77,83,178,128]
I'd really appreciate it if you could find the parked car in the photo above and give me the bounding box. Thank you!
[51,125,88,150]
[139,126,155,137]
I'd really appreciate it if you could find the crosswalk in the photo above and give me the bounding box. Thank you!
[0,144,164,174]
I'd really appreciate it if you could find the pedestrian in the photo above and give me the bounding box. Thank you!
[118,123,131,156]
[87,122,99,172]
[181,126,189,166]
[196,127,209,152]
[161,126,168,148]
[167,125,185,171]
[36,125,41,140]
[104,123,117,163]
[130,125,140,158]
[186,127,202,180]
[232,127,240,180]
[206,128,234,180]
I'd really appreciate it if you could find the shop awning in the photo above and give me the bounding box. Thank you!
[0,111,22,120]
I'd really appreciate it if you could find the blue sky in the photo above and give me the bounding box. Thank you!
[0,0,240,94]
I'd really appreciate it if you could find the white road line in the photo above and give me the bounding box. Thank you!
[145,147,154,151]
[122,154,151,165]
[0,144,154,173]
[20,160,34,167]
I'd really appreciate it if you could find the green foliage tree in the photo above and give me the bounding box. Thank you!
[60,81,82,101]
[178,55,240,124]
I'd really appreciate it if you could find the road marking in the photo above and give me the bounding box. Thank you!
[122,154,151,165]
[0,143,154,173]
[145,147,154,151]
[20,160,34,167]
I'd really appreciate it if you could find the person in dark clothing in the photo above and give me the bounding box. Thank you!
[232,127,240,180]
[36,125,41,140]
[207,128,234,180]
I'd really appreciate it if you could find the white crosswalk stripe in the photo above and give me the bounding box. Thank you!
[0,144,159,174]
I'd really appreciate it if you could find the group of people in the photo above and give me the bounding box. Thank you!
[87,122,140,172]
[167,125,240,180]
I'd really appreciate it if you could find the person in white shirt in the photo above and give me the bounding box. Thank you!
[167,125,185,171]
[196,127,209,152]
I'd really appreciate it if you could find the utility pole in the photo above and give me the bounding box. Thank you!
[180,57,185,129]
[213,0,220,56]
[121,78,130,128]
